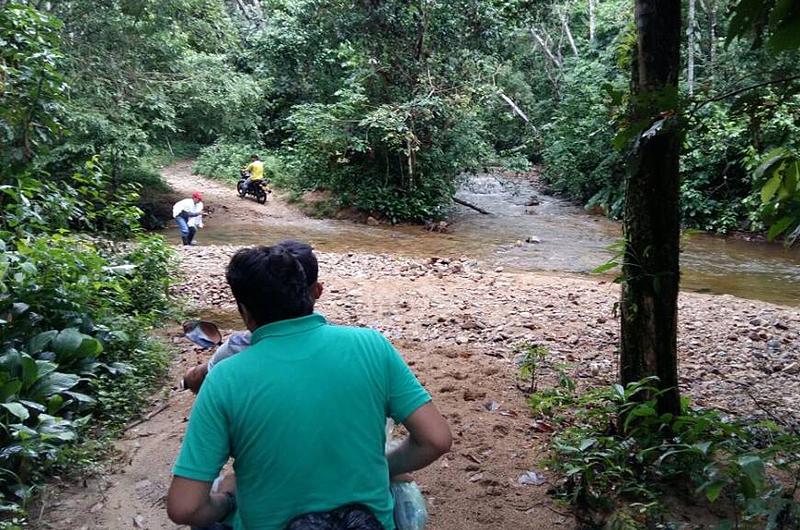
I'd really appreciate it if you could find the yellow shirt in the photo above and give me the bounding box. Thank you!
[246,161,264,181]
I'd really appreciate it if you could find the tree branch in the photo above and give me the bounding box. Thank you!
[530,27,562,69]
[497,92,530,123]
[561,14,579,57]
[689,74,800,118]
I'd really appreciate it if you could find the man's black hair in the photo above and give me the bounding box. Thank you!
[226,245,314,326]
[276,240,318,286]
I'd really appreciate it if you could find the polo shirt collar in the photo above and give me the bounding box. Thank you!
[251,313,327,344]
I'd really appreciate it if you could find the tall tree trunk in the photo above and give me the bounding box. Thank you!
[708,0,717,85]
[687,0,695,96]
[588,0,596,43]
[620,0,682,417]
[562,13,579,57]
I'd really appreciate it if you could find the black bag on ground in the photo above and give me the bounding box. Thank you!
[285,504,384,530]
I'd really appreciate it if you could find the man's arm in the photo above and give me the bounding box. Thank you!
[387,402,451,477]
[167,477,234,526]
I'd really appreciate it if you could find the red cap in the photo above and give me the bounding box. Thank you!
[192,191,203,201]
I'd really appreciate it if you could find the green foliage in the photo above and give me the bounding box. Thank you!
[0,5,179,523]
[545,378,800,529]
[171,52,264,144]
[532,0,800,239]
[540,58,627,217]
[0,3,65,170]
[751,147,800,244]
[0,235,174,523]
[194,141,282,183]
[241,0,528,221]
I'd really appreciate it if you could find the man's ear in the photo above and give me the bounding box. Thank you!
[312,282,323,300]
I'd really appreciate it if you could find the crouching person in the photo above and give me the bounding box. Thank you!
[167,245,451,530]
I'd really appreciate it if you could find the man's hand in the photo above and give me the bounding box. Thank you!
[182,364,208,394]
[387,402,451,477]
[218,473,236,494]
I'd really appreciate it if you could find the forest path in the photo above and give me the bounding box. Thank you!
[33,164,577,530]
[163,160,305,223]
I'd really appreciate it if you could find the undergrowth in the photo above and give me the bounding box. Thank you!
[524,369,800,530]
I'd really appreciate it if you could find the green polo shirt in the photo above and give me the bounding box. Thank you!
[173,313,431,530]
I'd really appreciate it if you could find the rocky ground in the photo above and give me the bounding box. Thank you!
[33,163,800,530]
[175,245,800,429]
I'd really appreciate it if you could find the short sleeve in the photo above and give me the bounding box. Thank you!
[173,372,231,481]
[383,336,431,424]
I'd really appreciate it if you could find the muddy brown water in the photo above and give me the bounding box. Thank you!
[170,173,800,307]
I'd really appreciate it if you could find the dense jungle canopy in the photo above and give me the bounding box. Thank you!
[3,0,800,228]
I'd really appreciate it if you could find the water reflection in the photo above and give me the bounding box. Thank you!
[169,174,800,307]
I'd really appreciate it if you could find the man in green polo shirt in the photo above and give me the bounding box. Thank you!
[167,245,451,530]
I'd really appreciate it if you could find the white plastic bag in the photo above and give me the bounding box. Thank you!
[385,419,428,530]
[390,481,428,530]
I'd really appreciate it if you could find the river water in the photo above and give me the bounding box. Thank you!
[190,173,800,307]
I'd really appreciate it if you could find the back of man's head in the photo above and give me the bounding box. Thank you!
[276,240,318,286]
[227,245,314,327]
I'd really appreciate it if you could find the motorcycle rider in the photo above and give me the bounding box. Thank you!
[173,192,204,245]
[241,154,264,196]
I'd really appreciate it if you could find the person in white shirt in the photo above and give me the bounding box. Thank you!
[173,192,204,245]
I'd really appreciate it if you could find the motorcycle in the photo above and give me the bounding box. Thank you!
[237,169,271,204]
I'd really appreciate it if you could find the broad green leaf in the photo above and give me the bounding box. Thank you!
[76,336,102,357]
[578,438,596,451]
[29,330,57,353]
[20,353,38,390]
[27,371,79,400]
[18,399,45,412]
[52,328,84,358]
[592,261,618,274]
[46,394,64,414]
[1,402,29,421]
[63,390,95,404]
[693,440,712,456]
[767,217,794,241]
[761,173,783,203]
[737,455,764,497]
[0,380,22,402]
[753,148,790,180]
[702,479,726,502]
[784,160,800,194]
[34,360,58,379]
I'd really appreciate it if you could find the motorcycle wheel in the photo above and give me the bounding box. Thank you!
[256,189,267,204]
[237,181,246,198]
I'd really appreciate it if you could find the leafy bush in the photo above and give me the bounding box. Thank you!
[541,378,800,529]
[172,52,264,144]
[0,234,175,523]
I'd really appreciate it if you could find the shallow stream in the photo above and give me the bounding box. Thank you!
[183,173,800,307]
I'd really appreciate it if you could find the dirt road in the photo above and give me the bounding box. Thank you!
[34,163,800,530]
